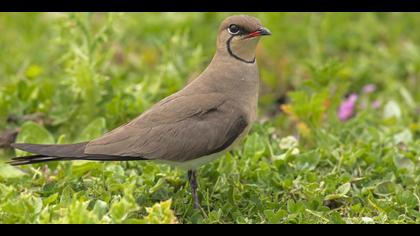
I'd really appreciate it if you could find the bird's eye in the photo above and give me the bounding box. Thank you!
[228,24,240,35]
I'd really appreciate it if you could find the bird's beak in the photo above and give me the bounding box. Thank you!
[243,27,272,39]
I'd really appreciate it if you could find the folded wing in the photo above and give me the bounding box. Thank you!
[85,93,248,162]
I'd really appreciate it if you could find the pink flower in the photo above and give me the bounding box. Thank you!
[371,100,381,109]
[338,93,358,121]
[362,84,376,94]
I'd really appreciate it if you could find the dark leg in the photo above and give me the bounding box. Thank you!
[188,170,200,209]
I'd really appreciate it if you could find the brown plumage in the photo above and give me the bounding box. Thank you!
[9,15,271,209]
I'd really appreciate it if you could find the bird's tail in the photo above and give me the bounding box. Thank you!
[9,142,143,166]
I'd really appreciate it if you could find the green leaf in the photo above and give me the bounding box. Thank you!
[72,161,102,177]
[295,150,320,171]
[329,212,346,224]
[55,201,100,224]
[287,199,304,213]
[77,117,107,142]
[15,121,55,156]
[395,191,418,209]
[25,64,43,79]
[43,193,59,205]
[0,162,26,179]
[56,134,67,144]
[140,200,178,224]
[374,181,397,196]
[243,133,266,158]
[337,182,351,196]
[264,209,287,223]
[60,186,75,206]
[393,154,415,173]
[109,197,137,223]
[325,194,345,201]
[93,200,108,220]
[325,183,352,201]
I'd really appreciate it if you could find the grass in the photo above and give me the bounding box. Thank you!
[0,12,419,224]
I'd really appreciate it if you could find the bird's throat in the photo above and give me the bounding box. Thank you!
[226,35,256,64]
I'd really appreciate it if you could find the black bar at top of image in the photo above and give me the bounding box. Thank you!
[2,0,420,12]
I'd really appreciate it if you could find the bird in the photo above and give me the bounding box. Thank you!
[9,15,271,209]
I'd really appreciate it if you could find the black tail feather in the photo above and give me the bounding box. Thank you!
[10,154,46,161]
[8,155,146,166]
[8,156,66,166]
[9,142,146,166]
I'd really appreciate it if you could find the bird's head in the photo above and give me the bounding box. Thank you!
[217,15,271,64]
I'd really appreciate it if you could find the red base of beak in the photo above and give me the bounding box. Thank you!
[244,27,271,39]
[247,31,262,38]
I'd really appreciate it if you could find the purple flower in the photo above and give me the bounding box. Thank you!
[371,100,381,109]
[362,84,376,94]
[338,93,358,121]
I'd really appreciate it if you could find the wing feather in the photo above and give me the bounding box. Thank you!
[85,93,249,162]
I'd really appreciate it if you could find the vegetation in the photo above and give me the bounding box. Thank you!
[0,13,419,224]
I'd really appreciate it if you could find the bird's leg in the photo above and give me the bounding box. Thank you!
[187,169,200,209]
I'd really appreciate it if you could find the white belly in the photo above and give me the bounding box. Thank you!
[157,151,225,170]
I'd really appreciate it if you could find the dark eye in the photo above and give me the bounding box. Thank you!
[228,24,240,35]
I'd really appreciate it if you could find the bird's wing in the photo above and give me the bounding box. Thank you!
[84,93,249,162]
